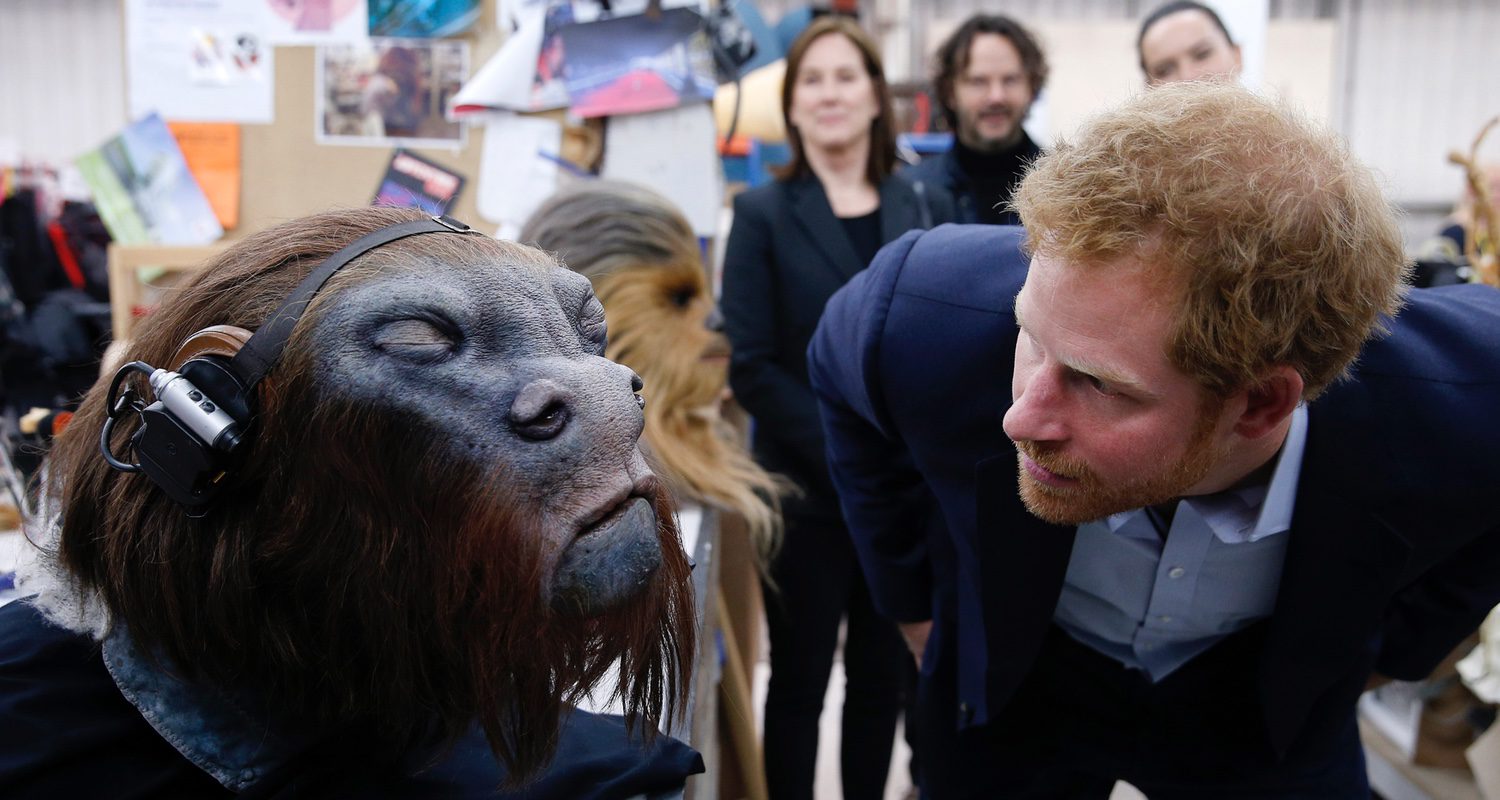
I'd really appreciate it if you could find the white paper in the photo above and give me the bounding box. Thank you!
[258,0,370,46]
[452,5,547,114]
[1470,722,1500,800]
[477,112,561,236]
[602,104,723,237]
[126,0,275,124]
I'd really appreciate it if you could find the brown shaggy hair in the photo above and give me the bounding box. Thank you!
[777,15,898,186]
[932,14,1049,130]
[520,181,785,562]
[44,206,694,782]
[1012,82,1410,400]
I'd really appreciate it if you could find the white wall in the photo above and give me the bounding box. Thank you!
[0,0,127,165]
[1341,0,1500,208]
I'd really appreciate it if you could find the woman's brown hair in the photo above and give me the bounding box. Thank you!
[777,15,898,185]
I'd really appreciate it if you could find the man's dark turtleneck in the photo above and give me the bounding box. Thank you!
[952,132,1042,226]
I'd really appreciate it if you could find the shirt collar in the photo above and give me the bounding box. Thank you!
[1102,404,1308,544]
[102,625,313,792]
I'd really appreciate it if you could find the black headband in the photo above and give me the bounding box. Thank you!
[229,214,481,390]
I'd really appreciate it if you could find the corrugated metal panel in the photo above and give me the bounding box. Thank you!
[0,0,126,164]
[1342,0,1500,207]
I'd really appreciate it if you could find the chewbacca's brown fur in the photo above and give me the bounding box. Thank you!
[43,206,694,781]
[521,182,785,561]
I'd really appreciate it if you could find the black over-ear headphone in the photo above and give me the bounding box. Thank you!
[100,215,483,515]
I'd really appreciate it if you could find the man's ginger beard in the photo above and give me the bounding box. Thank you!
[1014,397,1227,525]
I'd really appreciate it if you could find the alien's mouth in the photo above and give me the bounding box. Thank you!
[577,495,653,539]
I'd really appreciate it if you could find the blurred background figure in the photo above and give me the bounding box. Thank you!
[520,180,782,558]
[1432,161,1500,263]
[1138,1,1243,85]
[719,14,950,800]
[905,14,1048,226]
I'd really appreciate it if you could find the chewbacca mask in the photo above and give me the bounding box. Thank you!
[521,182,783,557]
[42,207,695,781]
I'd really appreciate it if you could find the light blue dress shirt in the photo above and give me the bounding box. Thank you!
[1052,405,1309,682]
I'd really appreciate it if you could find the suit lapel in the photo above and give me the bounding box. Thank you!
[789,176,872,283]
[974,453,1077,711]
[1257,483,1411,755]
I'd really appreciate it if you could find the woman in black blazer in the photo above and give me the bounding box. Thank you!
[720,15,951,800]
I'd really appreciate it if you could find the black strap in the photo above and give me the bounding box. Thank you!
[229,215,479,390]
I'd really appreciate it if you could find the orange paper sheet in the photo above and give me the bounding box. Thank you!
[166,122,241,230]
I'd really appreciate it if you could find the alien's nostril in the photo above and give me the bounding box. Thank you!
[511,400,570,441]
[509,379,574,441]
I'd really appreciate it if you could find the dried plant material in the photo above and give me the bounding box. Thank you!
[1446,116,1499,287]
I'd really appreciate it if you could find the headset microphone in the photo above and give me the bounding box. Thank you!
[98,214,482,515]
[148,368,245,455]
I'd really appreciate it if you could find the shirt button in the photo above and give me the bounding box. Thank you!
[1141,642,1156,651]
[1168,566,1186,579]
[1158,615,1172,623]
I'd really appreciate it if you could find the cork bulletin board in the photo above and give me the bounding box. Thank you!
[231,5,502,240]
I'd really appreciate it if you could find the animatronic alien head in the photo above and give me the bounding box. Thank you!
[45,207,694,779]
[521,181,782,556]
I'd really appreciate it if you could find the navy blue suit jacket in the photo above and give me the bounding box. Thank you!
[808,224,1500,755]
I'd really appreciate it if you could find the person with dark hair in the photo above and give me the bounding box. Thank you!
[811,82,1500,797]
[905,14,1047,225]
[1138,0,1242,85]
[719,15,951,800]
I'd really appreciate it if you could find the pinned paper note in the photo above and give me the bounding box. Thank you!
[259,0,370,45]
[126,0,274,124]
[167,122,241,230]
[476,112,562,238]
[602,104,722,237]
[76,114,223,246]
[452,4,568,114]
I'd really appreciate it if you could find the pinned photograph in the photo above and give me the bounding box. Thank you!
[74,113,224,246]
[370,0,481,37]
[556,7,717,119]
[318,37,469,147]
[372,148,466,215]
[260,0,370,45]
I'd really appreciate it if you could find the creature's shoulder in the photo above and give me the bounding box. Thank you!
[0,601,225,795]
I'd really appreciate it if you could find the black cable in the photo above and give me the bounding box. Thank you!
[98,360,155,474]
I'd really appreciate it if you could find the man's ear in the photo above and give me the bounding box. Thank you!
[1233,365,1303,440]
